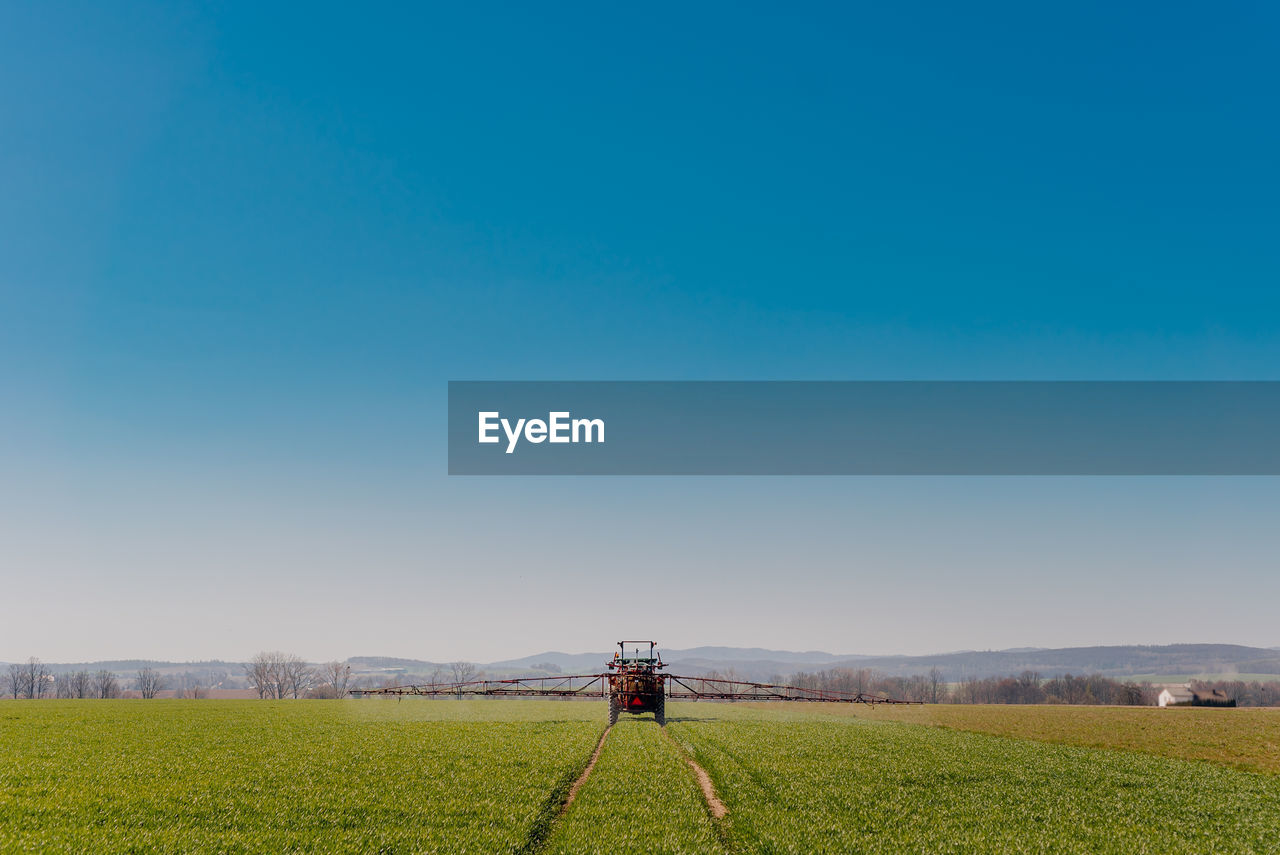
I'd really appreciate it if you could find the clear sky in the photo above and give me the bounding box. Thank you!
[3,3,1278,662]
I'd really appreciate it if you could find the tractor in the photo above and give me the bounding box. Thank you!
[607,640,666,725]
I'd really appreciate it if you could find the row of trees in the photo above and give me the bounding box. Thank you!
[778,666,1146,705]
[778,666,1280,706]
[781,667,950,704]
[5,658,171,699]
[1190,679,1280,708]
[6,656,340,700]
[11,655,1280,706]
[950,672,1150,705]
[244,652,353,699]
[241,655,483,698]
[6,658,52,699]
[4,654,482,700]
[241,654,484,698]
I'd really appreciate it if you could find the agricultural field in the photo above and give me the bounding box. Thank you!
[0,699,602,853]
[3,699,1279,853]
[544,715,721,854]
[840,702,1280,775]
[668,704,1280,853]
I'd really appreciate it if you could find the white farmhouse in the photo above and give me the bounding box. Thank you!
[1157,685,1234,707]
[1157,686,1194,707]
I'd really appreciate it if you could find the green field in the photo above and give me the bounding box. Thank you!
[0,700,602,853]
[669,705,1280,853]
[544,715,721,854]
[845,702,1280,775]
[3,699,1278,853]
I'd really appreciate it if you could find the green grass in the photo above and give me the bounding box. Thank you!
[838,703,1280,775]
[5,699,1280,853]
[544,714,722,855]
[0,699,603,853]
[668,704,1280,854]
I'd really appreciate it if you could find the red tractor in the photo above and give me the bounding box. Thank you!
[607,641,666,725]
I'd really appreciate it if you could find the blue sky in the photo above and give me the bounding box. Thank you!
[3,3,1278,662]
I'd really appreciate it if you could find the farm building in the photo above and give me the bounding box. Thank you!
[1156,686,1236,707]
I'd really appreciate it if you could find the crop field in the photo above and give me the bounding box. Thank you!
[0,699,602,853]
[3,699,1279,853]
[839,702,1280,775]
[545,715,721,854]
[668,705,1280,853]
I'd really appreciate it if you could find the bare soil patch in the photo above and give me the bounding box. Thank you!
[684,756,727,818]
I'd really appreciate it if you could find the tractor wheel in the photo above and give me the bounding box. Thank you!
[608,693,620,726]
[655,692,666,727]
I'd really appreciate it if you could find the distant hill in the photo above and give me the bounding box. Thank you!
[485,643,1280,682]
[10,644,1279,684]
[15,660,243,676]
[820,644,1280,681]
[346,656,445,671]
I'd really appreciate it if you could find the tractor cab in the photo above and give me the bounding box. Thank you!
[609,640,664,669]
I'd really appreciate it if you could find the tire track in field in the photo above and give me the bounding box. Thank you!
[518,723,613,854]
[684,756,727,819]
[562,724,612,813]
[662,727,732,849]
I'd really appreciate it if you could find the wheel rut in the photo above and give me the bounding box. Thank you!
[518,723,613,854]
[561,723,612,813]
[684,755,728,819]
[661,728,729,820]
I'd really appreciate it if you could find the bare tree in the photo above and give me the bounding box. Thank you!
[94,670,120,699]
[928,667,944,704]
[10,658,50,699]
[173,672,208,699]
[282,655,314,699]
[313,661,352,698]
[34,662,51,697]
[246,652,312,699]
[852,668,873,696]
[450,661,479,683]
[70,670,92,699]
[136,667,166,699]
[246,652,283,699]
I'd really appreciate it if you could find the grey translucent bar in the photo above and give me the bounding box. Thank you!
[447,381,1280,475]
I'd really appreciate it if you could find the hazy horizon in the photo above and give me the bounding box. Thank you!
[7,635,1280,668]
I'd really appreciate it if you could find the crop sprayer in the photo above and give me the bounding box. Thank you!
[351,641,921,724]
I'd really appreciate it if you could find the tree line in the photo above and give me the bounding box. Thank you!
[779,666,1154,705]
[1189,679,1280,708]
[777,666,1280,706]
[5,658,168,699]
[244,652,353,699]
[3,655,352,700]
[15,653,1275,707]
[242,653,483,697]
[3,653,485,700]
